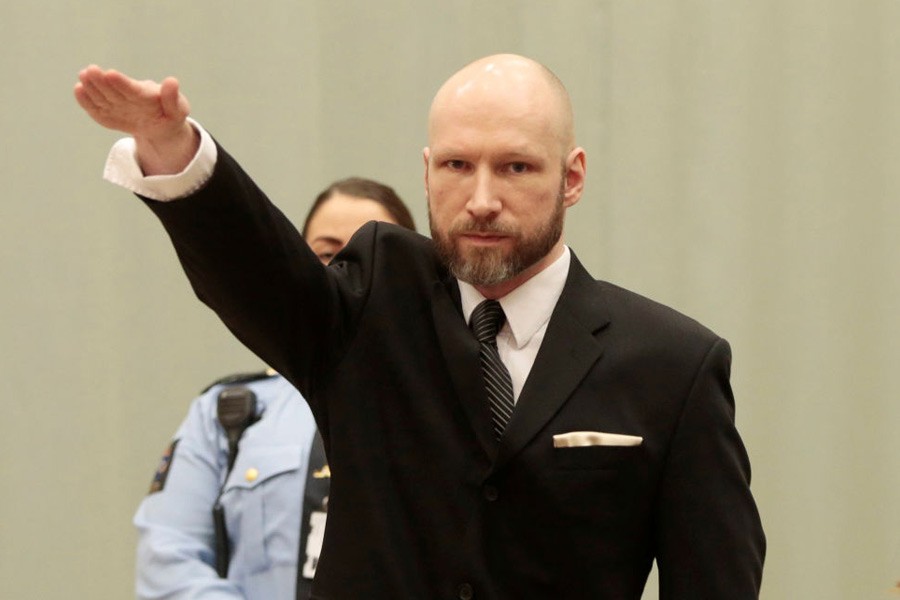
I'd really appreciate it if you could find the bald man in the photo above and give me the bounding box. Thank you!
[75,54,765,599]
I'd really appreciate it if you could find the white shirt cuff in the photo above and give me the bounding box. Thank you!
[102,117,218,201]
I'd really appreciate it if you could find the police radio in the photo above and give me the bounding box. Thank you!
[212,386,259,578]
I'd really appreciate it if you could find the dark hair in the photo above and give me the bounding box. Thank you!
[301,177,416,236]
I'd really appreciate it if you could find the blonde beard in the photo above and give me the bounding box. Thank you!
[429,191,565,287]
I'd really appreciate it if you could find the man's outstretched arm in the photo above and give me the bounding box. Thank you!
[74,65,199,176]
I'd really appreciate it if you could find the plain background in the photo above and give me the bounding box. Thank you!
[1,1,898,598]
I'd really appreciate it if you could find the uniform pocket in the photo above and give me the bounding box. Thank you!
[225,445,303,491]
[220,445,304,576]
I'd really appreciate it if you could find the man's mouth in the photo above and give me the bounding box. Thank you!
[459,232,508,245]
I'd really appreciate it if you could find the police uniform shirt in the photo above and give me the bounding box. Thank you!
[134,373,328,599]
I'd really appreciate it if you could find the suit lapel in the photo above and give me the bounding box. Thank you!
[493,254,610,472]
[430,278,498,459]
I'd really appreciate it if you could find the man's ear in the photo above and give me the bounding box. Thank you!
[423,147,431,196]
[563,147,586,208]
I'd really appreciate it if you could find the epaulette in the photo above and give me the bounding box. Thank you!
[201,367,278,394]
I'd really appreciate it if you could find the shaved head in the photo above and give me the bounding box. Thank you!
[424,53,586,298]
[428,54,575,156]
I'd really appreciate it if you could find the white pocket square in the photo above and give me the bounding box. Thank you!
[552,431,644,448]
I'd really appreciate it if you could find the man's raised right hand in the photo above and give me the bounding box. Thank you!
[74,65,199,176]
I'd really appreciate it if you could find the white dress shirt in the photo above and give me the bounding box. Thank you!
[458,247,570,403]
[104,118,217,201]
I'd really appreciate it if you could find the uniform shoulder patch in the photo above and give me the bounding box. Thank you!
[148,439,179,494]
[200,368,278,394]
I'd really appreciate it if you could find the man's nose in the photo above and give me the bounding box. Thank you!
[465,169,502,217]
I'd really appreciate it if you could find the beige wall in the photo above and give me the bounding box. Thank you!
[1,1,898,597]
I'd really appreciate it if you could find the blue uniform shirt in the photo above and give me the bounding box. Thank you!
[134,373,327,599]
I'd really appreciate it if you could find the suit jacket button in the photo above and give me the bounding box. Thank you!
[483,484,498,501]
[458,583,474,600]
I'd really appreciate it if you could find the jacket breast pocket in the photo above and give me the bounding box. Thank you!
[548,446,646,520]
[220,444,304,576]
[553,445,641,471]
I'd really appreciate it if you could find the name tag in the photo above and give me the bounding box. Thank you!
[302,510,327,578]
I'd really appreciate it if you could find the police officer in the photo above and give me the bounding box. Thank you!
[133,178,415,599]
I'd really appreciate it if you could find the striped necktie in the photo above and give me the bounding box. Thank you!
[470,299,515,439]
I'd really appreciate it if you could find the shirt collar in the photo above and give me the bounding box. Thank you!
[459,247,571,349]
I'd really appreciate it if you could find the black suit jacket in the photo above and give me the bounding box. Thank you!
[146,145,765,599]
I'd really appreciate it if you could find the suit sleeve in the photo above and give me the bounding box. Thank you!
[133,394,245,600]
[655,338,766,598]
[140,144,374,403]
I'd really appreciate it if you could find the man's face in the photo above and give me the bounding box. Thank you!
[425,92,581,291]
[304,193,397,264]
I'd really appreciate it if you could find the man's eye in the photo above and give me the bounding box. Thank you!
[446,160,467,170]
[508,162,529,174]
